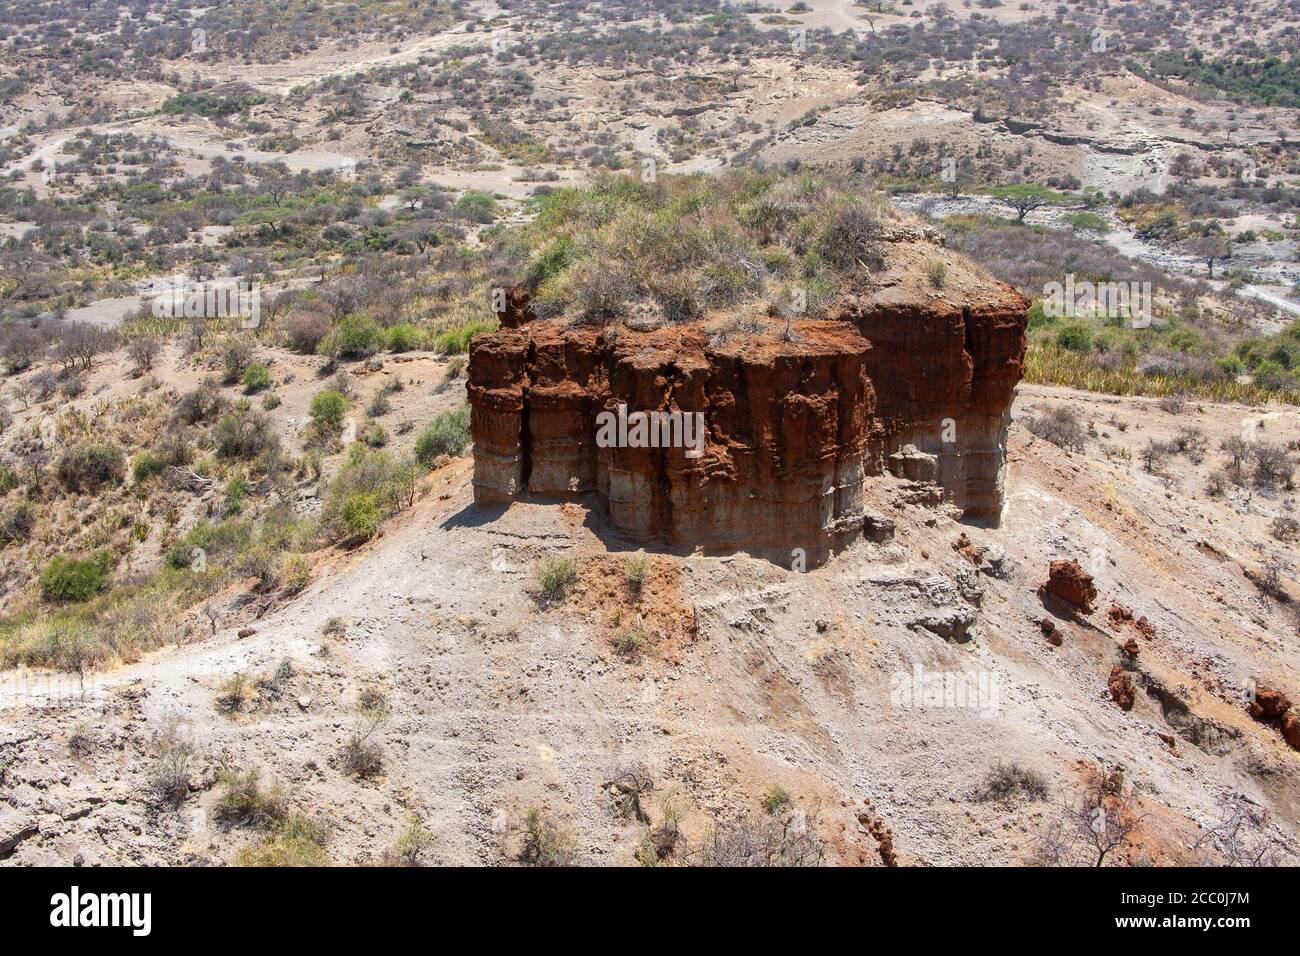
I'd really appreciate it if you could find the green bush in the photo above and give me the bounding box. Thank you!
[384,324,425,353]
[1216,354,1246,376]
[132,451,165,482]
[414,406,471,465]
[242,362,272,393]
[1254,360,1298,391]
[324,314,383,360]
[433,319,496,355]
[56,442,126,492]
[1026,300,1057,330]
[340,492,381,542]
[1056,323,1093,353]
[761,784,791,815]
[1062,211,1110,234]
[224,473,250,514]
[537,557,578,604]
[309,389,350,430]
[321,448,418,543]
[456,191,500,223]
[41,551,112,602]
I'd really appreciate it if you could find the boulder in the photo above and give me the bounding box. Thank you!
[1041,559,1097,614]
[1108,666,1136,711]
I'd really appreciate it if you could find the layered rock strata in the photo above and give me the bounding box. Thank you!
[468,269,1028,565]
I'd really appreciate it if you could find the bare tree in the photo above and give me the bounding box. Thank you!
[1194,793,1290,866]
[126,335,162,374]
[688,811,826,867]
[53,322,115,372]
[1036,763,1145,867]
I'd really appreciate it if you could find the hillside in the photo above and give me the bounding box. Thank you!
[3,378,1298,865]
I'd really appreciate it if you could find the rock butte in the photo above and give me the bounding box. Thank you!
[467,227,1029,566]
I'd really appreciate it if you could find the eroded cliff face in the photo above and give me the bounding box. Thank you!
[840,288,1029,521]
[468,245,1028,565]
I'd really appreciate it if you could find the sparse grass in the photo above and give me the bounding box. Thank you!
[280,554,311,594]
[537,556,578,604]
[216,672,250,714]
[233,814,330,867]
[358,686,388,715]
[623,553,650,595]
[0,576,189,672]
[761,784,792,815]
[519,807,577,866]
[146,741,194,807]
[974,761,1050,805]
[612,625,649,660]
[689,812,826,867]
[444,355,467,381]
[639,797,683,865]
[385,814,438,866]
[215,767,287,829]
[341,716,384,778]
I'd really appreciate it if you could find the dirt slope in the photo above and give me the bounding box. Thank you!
[2,384,1298,866]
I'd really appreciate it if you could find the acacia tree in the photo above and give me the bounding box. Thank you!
[1179,235,1232,279]
[992,183,1063,223]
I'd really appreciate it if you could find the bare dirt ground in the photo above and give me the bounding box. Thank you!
[4,381,1297,866]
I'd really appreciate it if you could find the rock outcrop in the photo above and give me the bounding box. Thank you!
[468,242,1028,565]
[1040,559,1098,614]
[1108,666,1136,711]
[1248,686,1300,751]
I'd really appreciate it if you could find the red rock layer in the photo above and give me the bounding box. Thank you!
[835,286,1028,521]
[469,319,873,564]
[468,282,1028,564]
